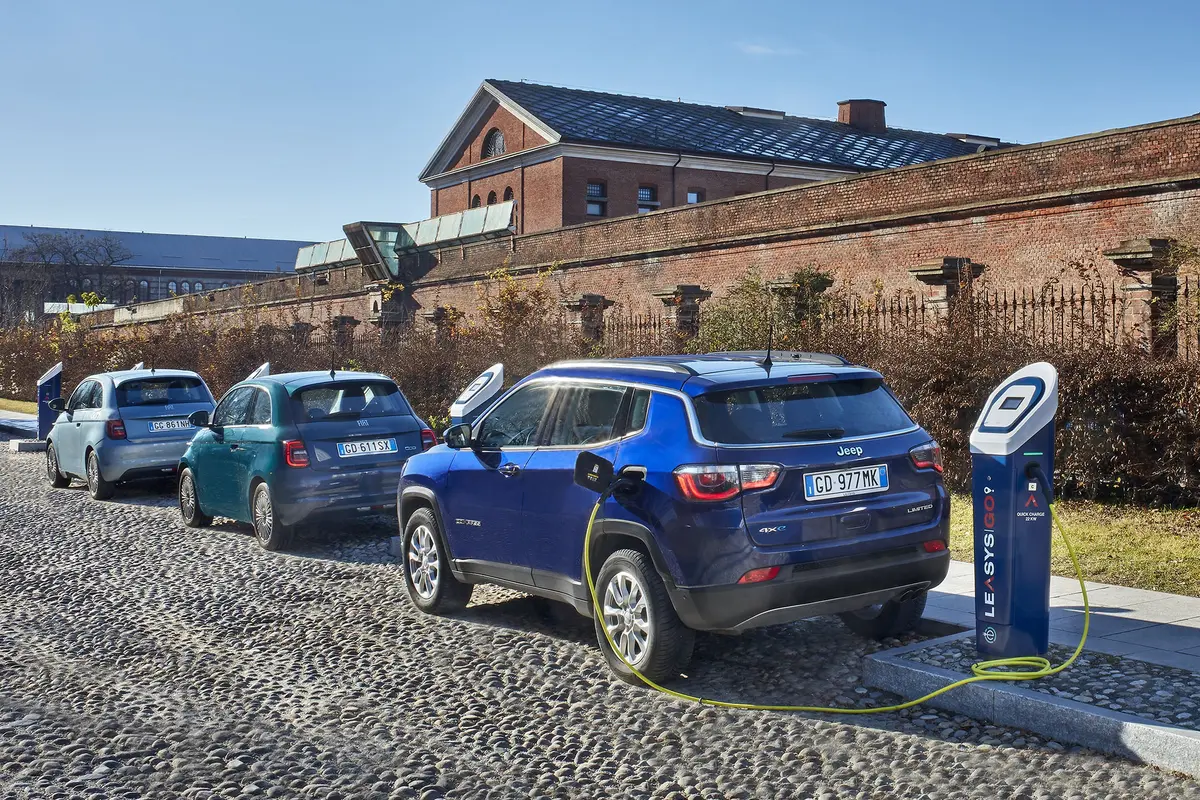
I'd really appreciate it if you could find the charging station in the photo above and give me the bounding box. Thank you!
[450,363,503,426]
[969,362,1058,658]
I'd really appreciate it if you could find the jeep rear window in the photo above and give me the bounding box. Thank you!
[294,381,411,421]
[693,378,913,444]
[116,377,209,407]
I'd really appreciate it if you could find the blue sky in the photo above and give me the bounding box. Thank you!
[3,0,1199,242]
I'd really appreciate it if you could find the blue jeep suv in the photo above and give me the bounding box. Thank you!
[397,352,950,684]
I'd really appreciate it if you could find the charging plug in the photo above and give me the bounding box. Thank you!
[1025,462,1055,504]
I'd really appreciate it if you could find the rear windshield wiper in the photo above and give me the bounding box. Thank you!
[782,427,845,440]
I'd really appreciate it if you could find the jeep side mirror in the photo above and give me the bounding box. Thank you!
[188,409,210,428]
[444,422,473,449]
[574,451,615,493]
[47,397,66,413]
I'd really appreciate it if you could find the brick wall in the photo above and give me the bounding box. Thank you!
[88,114,1200,332]
[84,266,382,331]
[403,115,1200,315]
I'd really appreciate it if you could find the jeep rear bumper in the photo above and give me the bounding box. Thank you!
[667,546,950,634]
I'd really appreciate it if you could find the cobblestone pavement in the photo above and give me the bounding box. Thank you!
[1,437,1197,799]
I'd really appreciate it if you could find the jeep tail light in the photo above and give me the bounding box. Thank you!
[909,441,943,473]
[673,463,781,501]
[738,566,781,584]
[283,439,309,468]
[105,420,127,440]
[420,428,437,451]
[738,464,781,490]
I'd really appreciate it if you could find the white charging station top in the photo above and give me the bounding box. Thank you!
[969,362,1058,456]
[450,363,504,421]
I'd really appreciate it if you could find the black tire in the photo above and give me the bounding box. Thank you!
[251,482,292,551]
[85,450,115,500]
[593,548,694,686]
[45,443,70,488]
[402,507,472,614]
[838,590,928,640]
[178,468,212,528]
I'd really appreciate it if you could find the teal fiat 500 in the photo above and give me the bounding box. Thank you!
[177,371,433,550]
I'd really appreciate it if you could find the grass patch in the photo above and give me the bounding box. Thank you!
[949,494,1200,597]
[0,398,36,415]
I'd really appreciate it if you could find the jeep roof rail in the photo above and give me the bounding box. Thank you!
[548,359,697,375]
[706,350,850,366]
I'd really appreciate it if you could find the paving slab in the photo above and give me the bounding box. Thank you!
[925,560,1200,674]
[0,414,37,438]
[865,631,1200,778]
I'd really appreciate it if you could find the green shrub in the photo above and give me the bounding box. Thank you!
[3,269,1200,504]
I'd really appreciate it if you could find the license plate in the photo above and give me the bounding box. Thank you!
[148,419,192,432]
[336,438,398,458]
[804,464,888,501]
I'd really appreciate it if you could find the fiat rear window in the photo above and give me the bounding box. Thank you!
[693,378,913,444]
[294,381,412,421]
[116,377,209,407]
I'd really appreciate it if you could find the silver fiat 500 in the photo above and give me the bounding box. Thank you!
[45,368,216,499]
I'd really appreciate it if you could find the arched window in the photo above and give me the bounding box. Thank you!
[221,283,229,289]
[194,281,203,292]
[124,280,135,302]
[470,195,481,208]
[487,191,497,205]
[503,186,514,202]
[81,279,92,291]
[481,128,505,159]
[138,280,149,299]
[181,281,191,294]
[167,281,178,295]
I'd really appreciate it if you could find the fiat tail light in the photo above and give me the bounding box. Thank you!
[283,439,309,468]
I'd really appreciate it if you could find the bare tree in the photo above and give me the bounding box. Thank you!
[0,231,133,326]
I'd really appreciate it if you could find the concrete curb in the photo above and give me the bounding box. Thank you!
[7,439,47,452]
[865,631,1200,777]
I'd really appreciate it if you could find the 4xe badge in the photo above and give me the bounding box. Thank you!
[836,445,864,458]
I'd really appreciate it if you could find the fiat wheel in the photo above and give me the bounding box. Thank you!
[46,443,69,488]
[86,450,114,500]
[251,482,292,551]
[178,468,212,528]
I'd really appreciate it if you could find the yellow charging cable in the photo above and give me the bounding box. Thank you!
[583,502,1089,713]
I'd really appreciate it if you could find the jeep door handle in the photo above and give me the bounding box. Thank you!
[498,463,521,477]
[229,444,240,451]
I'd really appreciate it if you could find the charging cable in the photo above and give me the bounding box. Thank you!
[581,472,1090,713]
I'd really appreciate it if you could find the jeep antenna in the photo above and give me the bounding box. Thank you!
[762,293,775,373]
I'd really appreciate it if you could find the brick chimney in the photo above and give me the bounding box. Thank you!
[837,99,886,133]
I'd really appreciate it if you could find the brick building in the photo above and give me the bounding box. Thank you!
[420,80,1000,233]
[85,100,1200,358]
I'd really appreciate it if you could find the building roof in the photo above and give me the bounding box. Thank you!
[0,225,315,274]
[423,80,991,180]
